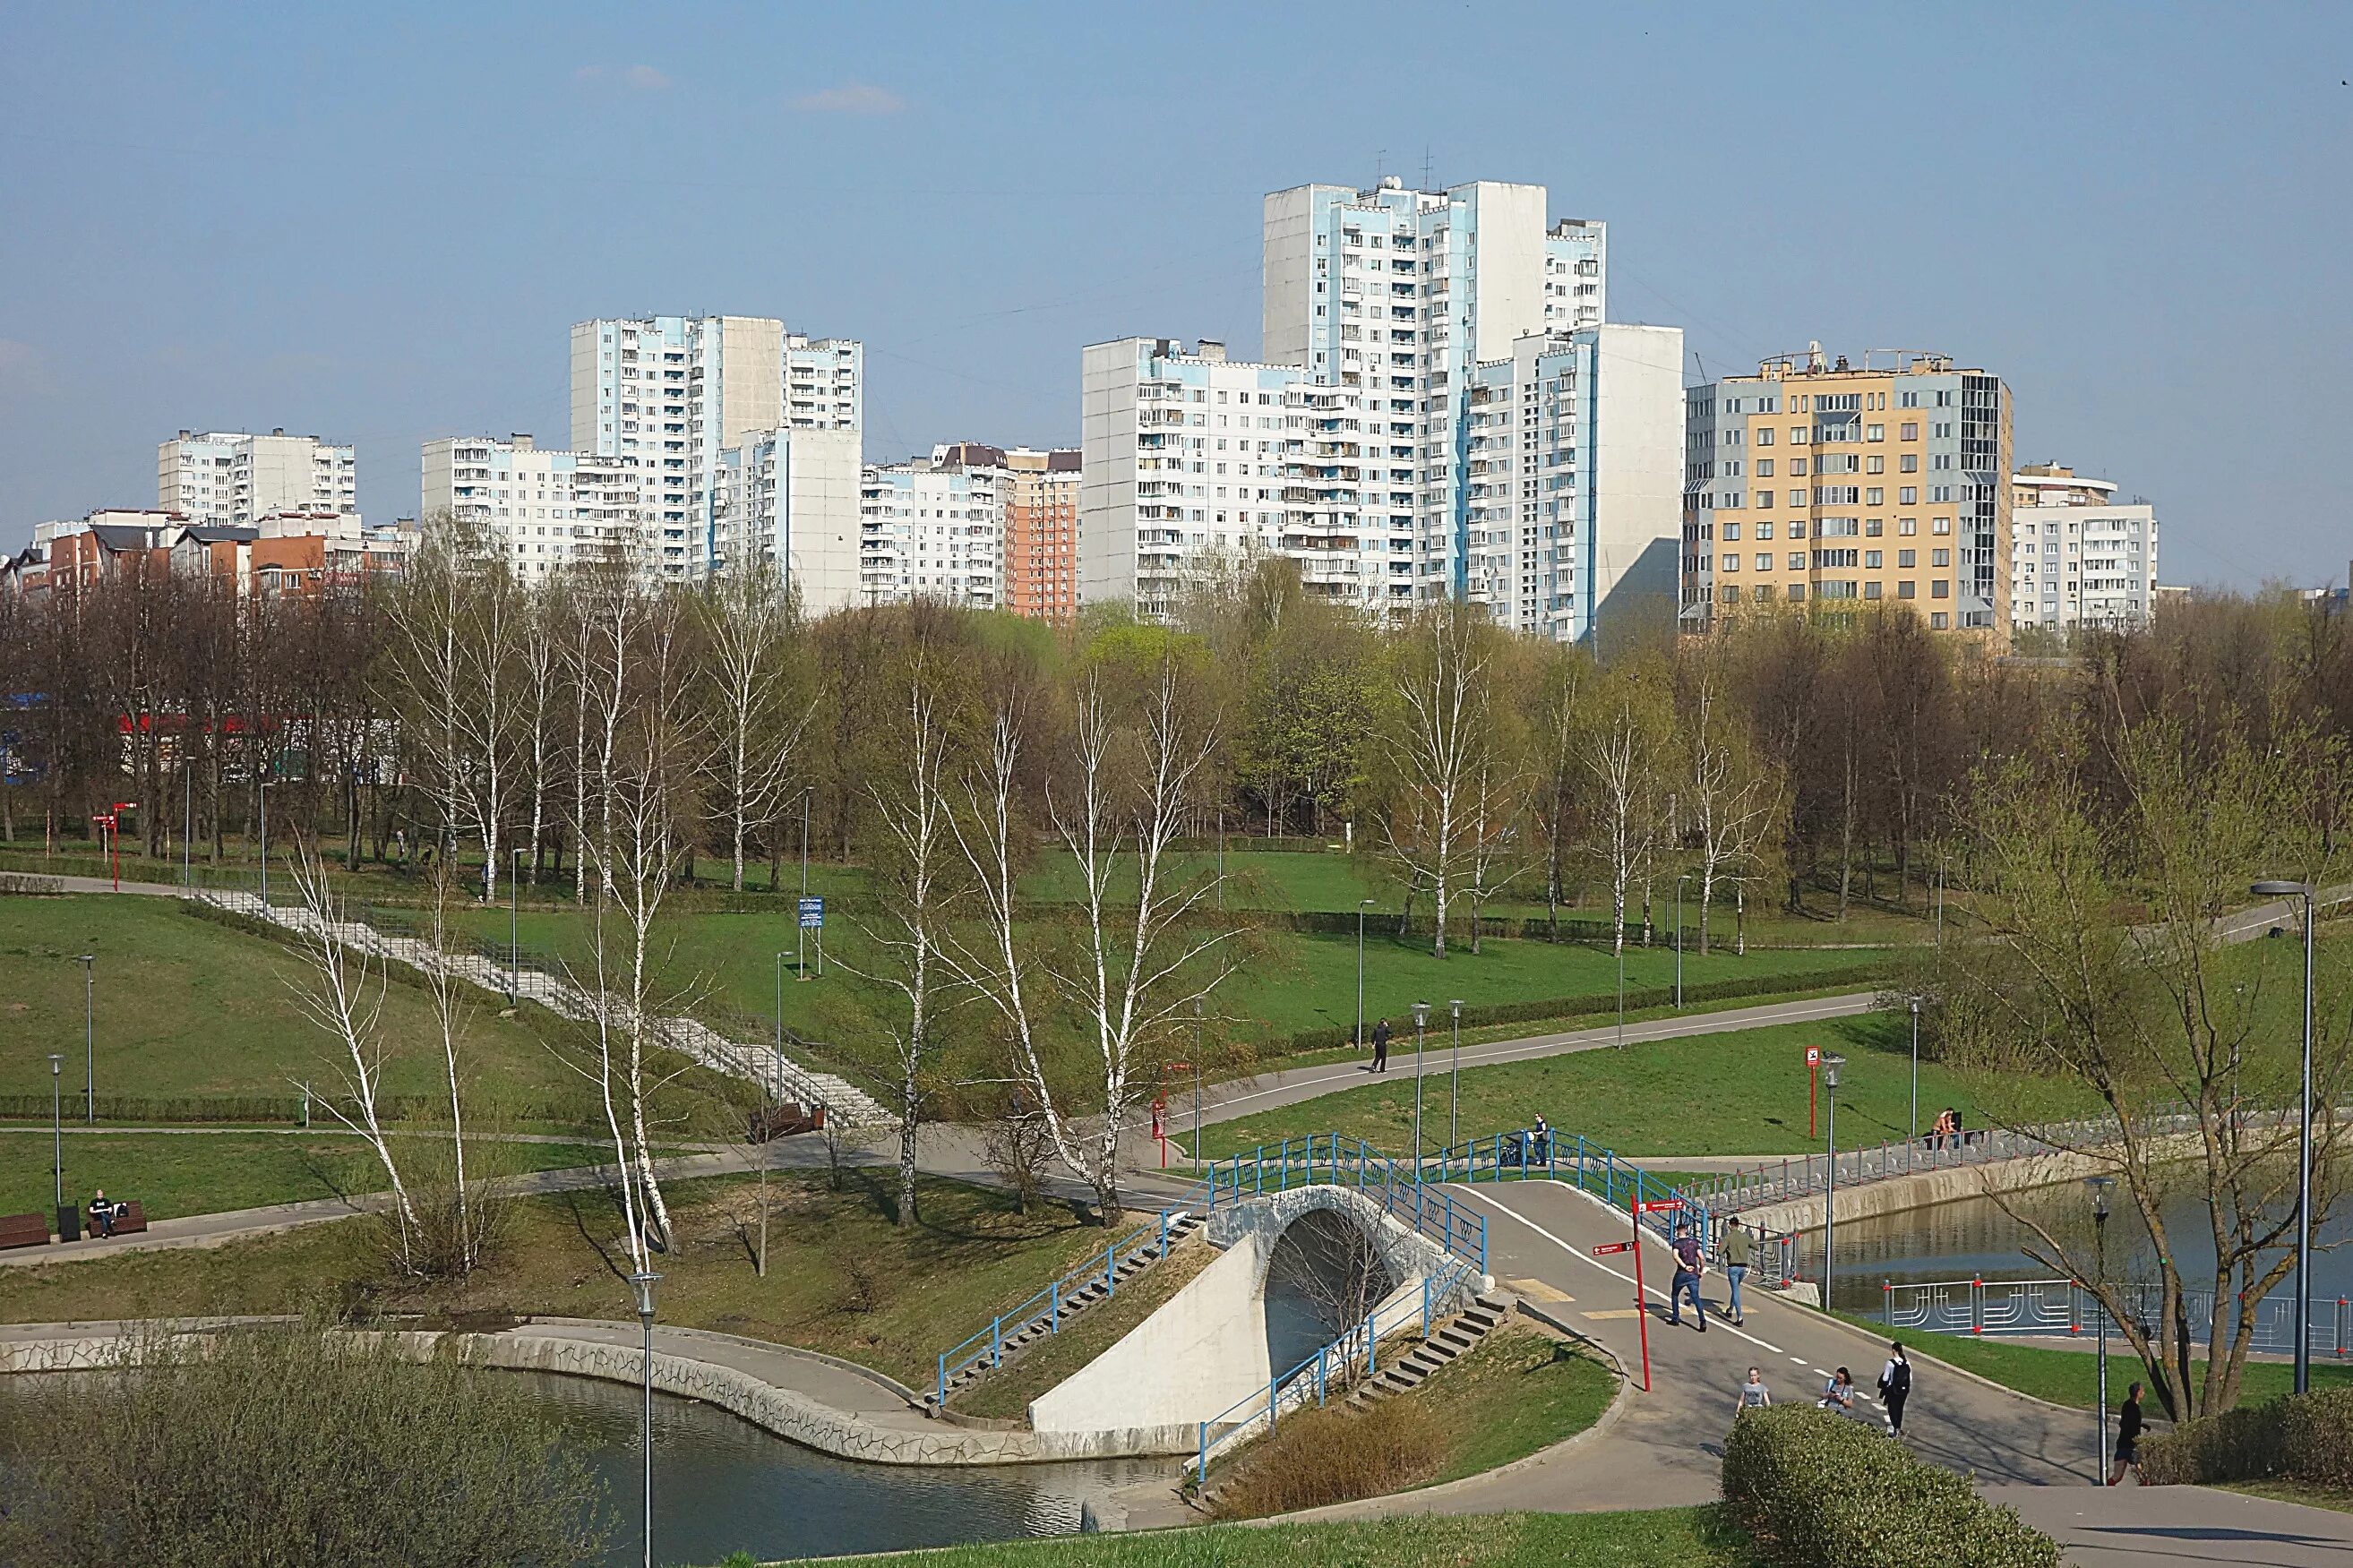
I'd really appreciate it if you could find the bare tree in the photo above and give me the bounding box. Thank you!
[699,563,807,893]
[1681,651,1779,955]
[1382,609,1492,959]
[1584,663,1674,957]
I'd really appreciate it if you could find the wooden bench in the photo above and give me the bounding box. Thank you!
[747,1103,825,1144]
[86,1201,148,1239]
[0,1212,51,1250]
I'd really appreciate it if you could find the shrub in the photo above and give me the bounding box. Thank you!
[1209,1398,1440,1519]
[0,1319,610,1567]
[2140,1386,2353,1489]
[1722,1405,2057,1568]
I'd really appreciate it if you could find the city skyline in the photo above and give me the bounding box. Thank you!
[2,3,2349,589]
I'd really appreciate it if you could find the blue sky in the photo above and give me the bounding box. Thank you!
[2,2,2348,587]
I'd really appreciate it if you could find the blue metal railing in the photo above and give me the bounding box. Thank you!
[1420,1127,1719,1248]
[928,1134,1489,1408]
[1190,1251,1481,1481]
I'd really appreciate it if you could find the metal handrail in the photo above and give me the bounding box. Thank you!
[1882,1274,2353,1360]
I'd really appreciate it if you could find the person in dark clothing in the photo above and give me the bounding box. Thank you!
[88,1188,118,1238]
[2108,1382,2145,1485]
[1370,1017,1391,1073]
[1666,1224,1706,1330]
[1878,1341,1911,1435]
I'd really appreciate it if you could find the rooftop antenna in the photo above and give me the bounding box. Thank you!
[1421,146,1434,192]
[1374,149,1387,185]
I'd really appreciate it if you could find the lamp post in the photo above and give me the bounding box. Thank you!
[774,951,786,1088]
[509,848,523,1005]
[1674,875,1687,1008]
[1448,999,1464,1152]
[1616,927,1627,1050]
[257,776,273,908]
[628,1269,663,1568]
[2252,878,2315,1392]
[47,1053,63,1216]
[799,786,812,980]
[1355,898,1376,1052]
[1192,998,1206,1166]
[1411,1000,1430,1167]
[77,954,94,1122]
[1821,1052,1845,1309]
[1908,994,1922,1155]
[2086,1174,2115,1479]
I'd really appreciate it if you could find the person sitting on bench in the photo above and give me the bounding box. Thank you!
[88,1188,123,1238]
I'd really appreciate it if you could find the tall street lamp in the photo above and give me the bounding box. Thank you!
[509,848,524,1005]
[1355,898,1376,1052]
[47,1053,64,1218]
[2251,878,2315,1392]
[1411,1000,1430,1168]
[1908,994,1923,1156]
[1820,1052,1845,1309]
[2086,1174,2116,1479]
[1674,875,1688,1008]
[257,776,273,907]
[799,787,813,981]
[1192,998,1206,1167]
[77,954,95,1122]
[1448,998,1464,1152]
[629,1269,663,1568]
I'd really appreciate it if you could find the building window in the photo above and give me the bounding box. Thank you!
[1930,611,1949,629]
[1898,580,1916,598]
[1931,579,1950,598]
[1864,581,1883,599]
[1788,584,1806,601]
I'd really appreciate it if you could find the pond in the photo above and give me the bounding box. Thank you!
[532,1371,1177,1566]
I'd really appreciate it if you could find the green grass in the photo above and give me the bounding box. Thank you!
[1414,1327,1620,1486]
[2220,1479,2353,1515]
[1828,1309,2353,1409]
[762,1508,1762,1567]
[948,1237,1217,1420]
[0,1168,1170,1392]
[1202,1012,2098,1160]
[0,896,596,1119]
[0,1131,617,1222]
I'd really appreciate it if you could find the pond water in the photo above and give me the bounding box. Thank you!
[529,1372,1177,1565]
[1783,1185,2353,1315]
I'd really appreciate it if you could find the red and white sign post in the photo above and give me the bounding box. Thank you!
[1806,1046,1822,1139]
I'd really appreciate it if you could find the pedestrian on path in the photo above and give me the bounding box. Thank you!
[2108,1383,2144,1485]
[1719,1217,1754,1324]
[1370,1017,1391,1074]
[1878,1341,1911,1436]
[1667,1223,1707,1331]
[1733,1367,1772,1416]
[1818,1367,1857,1415]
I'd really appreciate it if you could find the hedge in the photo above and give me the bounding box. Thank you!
[2139,1386,2353,1489]
[1722,1405,2058,1568]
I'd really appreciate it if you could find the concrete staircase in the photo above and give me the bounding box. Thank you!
[1344,1290,1513,1409]
[924,1211,1207,1414]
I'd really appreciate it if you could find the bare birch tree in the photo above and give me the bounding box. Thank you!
[1584,664,1674,957]
[1382,608,1491,959]
[1681,655,1779,955]
[699,563,807,893]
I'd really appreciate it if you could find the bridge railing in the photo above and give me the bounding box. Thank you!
[1190,1252,1481,1482]
[1884,1275,2353,1360]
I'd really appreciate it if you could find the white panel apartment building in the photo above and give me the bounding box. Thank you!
[159,430,357,526]
[1082,176,1677,640]
[859,449,1007,611]
[2009,464,2159,630]
[569,314,863,582]
[709,428,863,613]
[420,434,645,582]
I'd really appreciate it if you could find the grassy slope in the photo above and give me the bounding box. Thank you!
[948,1238,1217,1420]
[764,1509,1761,1568]
[1205,1012,2098,1160]
[1412,1327,1620,1487]
[0,1131,615,1221]
[0,1169,1161,1392]
[0,895,593,1118]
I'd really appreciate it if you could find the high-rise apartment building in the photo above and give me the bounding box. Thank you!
[1680,348,2012,634]
[420,434,645,582]
[2008,464,2159,631]
[569,315,863,581]
[159,429,357,526]
[858,447,1007,612]
[989,444,1081,623]
[709,427,863,613]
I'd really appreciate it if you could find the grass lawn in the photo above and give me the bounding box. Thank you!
[0,1168,1169,1392]
[2220,1479,2353,1515]
[948,1236,1217,1420]
[0,895,597,1121]
[763,1508,1761,1567]
[1825,1310,2353,1411]
[1413,1327,1621,1487]
[0,1131,617,1222]
[1201,1012,2098,1161]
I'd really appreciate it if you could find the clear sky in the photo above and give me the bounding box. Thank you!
[2,2,2348,587]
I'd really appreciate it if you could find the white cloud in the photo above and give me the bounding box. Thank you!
[792,80,906,116]
[623,64,672,91]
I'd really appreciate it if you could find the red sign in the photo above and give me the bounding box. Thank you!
[1805,1047,1821,1067]
[1592,1242,1631,1255]
[1638,1199,1684,1212]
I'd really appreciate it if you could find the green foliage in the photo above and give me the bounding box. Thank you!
[1721,1404,2057,1568]
[0,1320,609,1568]
[2140,1387,2353,1489]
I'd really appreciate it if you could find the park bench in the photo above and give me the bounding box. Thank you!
[84,1201,148,1239]
[0,1212,51,1249]
[747,1102,825,1144]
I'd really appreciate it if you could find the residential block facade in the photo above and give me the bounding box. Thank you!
[2008,464,2159,630]
[1680,349,2013,635]
[159,429,357,526]
[420,434,646,582]
[859,448,1006,611]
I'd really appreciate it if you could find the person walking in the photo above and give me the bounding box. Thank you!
[2108,1383,2145,1485]
[1666,1223,1706,1331]
[1369,1017,1391,1074]
[1878,1341,1911,1436]
[1733,1367,1772,1417]
[1818,1367,1857,1415]
[1720,1217,1755,1325]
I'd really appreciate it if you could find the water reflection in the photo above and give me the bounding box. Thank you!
[527,1371,1176,1565]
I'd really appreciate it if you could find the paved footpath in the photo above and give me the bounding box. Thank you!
[1988,1483,2353,1566]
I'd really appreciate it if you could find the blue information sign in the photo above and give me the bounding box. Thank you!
[797,895,825,929]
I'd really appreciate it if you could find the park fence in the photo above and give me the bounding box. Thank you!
[1883,1274,2353,1361]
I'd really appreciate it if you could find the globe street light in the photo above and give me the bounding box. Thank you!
[2086,1174,2116,1480]
[1820,1052,1846,1309]
[2251,878,2314,1392]
[47,1053,64,1217]
[1908,994,1923,1158]
[77,954,95,1122]
[1411,1000,1430,1168]
[629,1269,663,1568]
[1448,998,1464,1152]
[1355,898,1377,1052]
